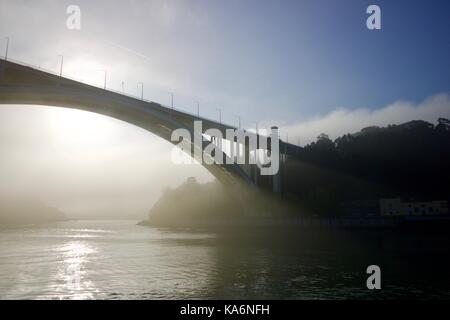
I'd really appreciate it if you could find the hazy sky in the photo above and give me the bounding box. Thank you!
[0,0,449,218]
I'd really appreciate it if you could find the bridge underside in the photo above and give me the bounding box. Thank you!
[0,59,271,192]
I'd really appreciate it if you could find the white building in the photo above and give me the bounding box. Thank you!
[380,198,449,217]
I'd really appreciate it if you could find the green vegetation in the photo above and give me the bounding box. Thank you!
[283,118,450,216]
[140,177,244,227]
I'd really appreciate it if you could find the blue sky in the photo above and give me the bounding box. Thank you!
[193,0,450,120]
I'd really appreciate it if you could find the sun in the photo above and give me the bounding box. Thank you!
[47,107,120,146]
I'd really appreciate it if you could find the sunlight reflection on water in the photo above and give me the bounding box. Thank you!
[54,241,97,299]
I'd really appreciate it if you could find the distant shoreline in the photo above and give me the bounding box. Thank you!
[0,218,69,228]
[138,215,450,230]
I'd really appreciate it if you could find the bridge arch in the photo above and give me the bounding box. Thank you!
[0,59,256,190]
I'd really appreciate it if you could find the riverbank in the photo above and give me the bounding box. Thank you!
[0,197,68,225]
[139,215,450,230]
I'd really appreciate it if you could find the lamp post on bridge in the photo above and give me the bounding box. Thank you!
[235,115,241,129]
[58,55,64,77]
[169,92,174,109]
[103,70,107,90]
[4,37,9,61]
[195,101,200,117]
[121,81,125,93]
[139,82,144,100]
[216,108,222,124]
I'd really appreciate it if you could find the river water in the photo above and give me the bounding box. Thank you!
[0,220,449,299]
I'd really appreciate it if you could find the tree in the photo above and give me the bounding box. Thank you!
[317,133,331,142]
[436,118,450,132]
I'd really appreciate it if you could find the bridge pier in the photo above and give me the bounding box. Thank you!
[0,59,5,80]
[271,126,282,194]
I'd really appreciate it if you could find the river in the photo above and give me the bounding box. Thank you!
[0,220,449,299]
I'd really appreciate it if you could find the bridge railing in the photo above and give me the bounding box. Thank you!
[2,56,155,102]
[1,56,255,132]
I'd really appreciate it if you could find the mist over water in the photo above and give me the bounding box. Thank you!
[1,220,449,300]
[0,106,213,221]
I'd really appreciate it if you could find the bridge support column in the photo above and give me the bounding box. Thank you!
[271,126,282,194]
[272,166,281,194]
[1,59,5,80]
[253,164,258,186]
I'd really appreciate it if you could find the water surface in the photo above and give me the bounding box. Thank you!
[0,220,449,299]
